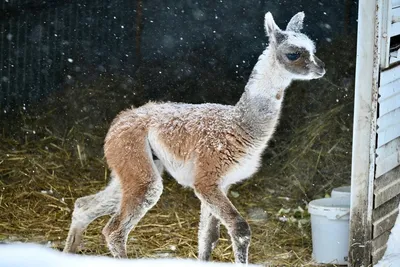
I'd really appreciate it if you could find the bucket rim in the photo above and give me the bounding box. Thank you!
[331,185,351,193]
[308,197,350,220]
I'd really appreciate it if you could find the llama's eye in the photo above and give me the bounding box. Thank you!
[286,53,301,61]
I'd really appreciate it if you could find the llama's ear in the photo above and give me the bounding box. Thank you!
[286,12,305,32]
[264,12,281,37]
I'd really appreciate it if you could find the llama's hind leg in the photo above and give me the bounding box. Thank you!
[102,158,163,258]
[198,203,220,261]
[64,176,121,253]
[195,181,250,264]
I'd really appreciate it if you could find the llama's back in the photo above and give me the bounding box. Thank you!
[104,101,255,187]
[105,101,241,159]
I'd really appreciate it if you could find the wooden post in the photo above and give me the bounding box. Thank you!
[349,0,380,266]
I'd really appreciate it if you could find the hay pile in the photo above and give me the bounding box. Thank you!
[0,126,313,265]
[0,37,355,266]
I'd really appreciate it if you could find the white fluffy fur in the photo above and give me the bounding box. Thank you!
[285,33,315,54]
[220,147,264,189]
[148,129,196,187]
[245,49,293,99]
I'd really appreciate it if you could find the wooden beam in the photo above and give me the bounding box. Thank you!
[374,166,400,207]
[349,0,381,265]
[380,0,391,68]
[390,21,400,36]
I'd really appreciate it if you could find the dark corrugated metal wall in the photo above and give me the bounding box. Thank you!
[0,0,138,113]
[0,0,358,115]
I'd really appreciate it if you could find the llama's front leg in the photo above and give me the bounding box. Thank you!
[195,182,250,264]
[64,176,121,253]
[198,203,220,261]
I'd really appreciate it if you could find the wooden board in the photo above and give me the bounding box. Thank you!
[376,138,400,159]
[379,78,400,100]
[373,195,400,221]
[381,67,400,86]
[377,126,400,148]
[393,6,400,23]
[372,245,387,265]
[378,91,400,115]
[391,22,400,36]
[377,108,400,147]
[374,166,400,207]
[377,127,400,148]
[349,1,378,265]
[373,207,399,237]
[377,108,400,129]
[371,195,400,262]
[372,231,390,256]
[376,142,400,177]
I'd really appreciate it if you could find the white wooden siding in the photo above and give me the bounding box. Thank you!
[379,78,400,99]
[375,151,400,178]
[381,67,400,85]
[378,92,400,116]
[375,138,400,178]
[390,3,400,64]
[391,22,400,36]
[375,166,400,207]
[381,0,400,68]
[370,0,400,264]
[372,231,392,264]
[373,195,400,234]
[393,6,400,23]
[373,71,400,262]
[372,166,400,264]
[376,138,400,159]
[377,108,400,130]
[351,0,400,264]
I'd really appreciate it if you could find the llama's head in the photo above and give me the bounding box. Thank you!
[264,12,325,80]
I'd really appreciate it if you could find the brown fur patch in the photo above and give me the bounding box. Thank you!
[104,103,254,188]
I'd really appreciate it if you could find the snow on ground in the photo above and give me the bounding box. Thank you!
[0,243,260,267]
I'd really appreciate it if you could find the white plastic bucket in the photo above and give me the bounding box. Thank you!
[331,186,351,198]
[308,197,350,265]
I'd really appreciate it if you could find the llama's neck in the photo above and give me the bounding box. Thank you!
[235,47,292,140]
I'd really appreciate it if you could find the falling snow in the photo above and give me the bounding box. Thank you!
[0,3,358,265]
